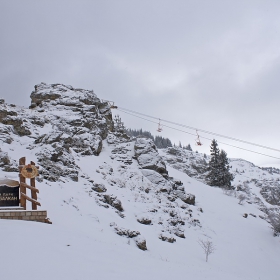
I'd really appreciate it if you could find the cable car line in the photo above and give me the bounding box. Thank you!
[117,108,280,161]
[117,106,280,153]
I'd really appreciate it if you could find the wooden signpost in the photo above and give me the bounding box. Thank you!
[19,157,41,210]
[0,157,51,224]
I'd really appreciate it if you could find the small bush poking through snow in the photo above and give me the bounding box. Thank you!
[238,194,246,205]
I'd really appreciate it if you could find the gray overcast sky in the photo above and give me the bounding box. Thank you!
[1,0,280,167]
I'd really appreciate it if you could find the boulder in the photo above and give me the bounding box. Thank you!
[91,183,107,193]
[102,195,124,211]
[114,226,140,238]
[137,217,152,225]
[135,236,147,251]
[134,138,167,175]
[159,234,176,243]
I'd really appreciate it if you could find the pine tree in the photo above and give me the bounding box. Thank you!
[218,150,234,189]
[206,139,221,186]
[186,144,192,151]
[114,115,125,132]
[206,140,234,188]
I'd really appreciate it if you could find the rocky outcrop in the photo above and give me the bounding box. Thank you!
[159,234,176,243]
[137,217,152,225]
[141,170,172,193]
[0,103,31,136]
[30,83,113,152]
[0,149,18,172]
[135,137,195,206]
[114,226,140,238]
[161,147,208,181]
[135,236,147,250]
[0,125,13,144]
[134,138,167,175]
[102,195,124,211]
[260,182,280,206]
[111,223,147,251]
[91,183,107,193]
[0,83,116,181]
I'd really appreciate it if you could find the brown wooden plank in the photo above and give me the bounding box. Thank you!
[20,182,39,193]
[19,157,26,210]
[20,193,41,206]
[19,157,26,166]
[30,161,37,210]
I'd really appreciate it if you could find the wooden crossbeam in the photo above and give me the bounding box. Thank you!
[30,161,38,210]
[20,193,41,206]
[20,182,39,193]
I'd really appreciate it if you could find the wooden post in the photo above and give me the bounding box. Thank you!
[30,161,37,210]
[19,157,26,210]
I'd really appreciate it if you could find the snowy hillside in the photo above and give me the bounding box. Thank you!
[0,83,279,280]
[160,147,280,212]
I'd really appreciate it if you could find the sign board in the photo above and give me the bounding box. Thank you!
[0,179,19,207]
[21,164,38,179]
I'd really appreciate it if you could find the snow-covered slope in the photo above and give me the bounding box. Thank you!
[0,84,279,280]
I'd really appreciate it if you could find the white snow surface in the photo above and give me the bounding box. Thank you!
[0,84,279,280]
[0,140,280,280]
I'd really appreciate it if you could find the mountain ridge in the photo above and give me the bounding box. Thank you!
[0,83,279,280]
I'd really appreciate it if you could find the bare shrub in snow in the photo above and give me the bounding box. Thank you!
[198,239,215,262]
[238,194,246,205]
[267,212,280,236]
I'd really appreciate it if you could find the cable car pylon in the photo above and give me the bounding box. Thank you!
[157,119,163,132]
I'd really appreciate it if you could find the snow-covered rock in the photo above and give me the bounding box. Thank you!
[134,137,167,175]
[0,82,116,181]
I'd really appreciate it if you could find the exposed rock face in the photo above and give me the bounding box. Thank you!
[161,147,208,181]
[36,146,79,182]
[91,183,107,193]
[0,149,17,172]
[135,236,147,250]
[260,181,280,206]
[137,217,152,225]
[175,190,195,205]
[30,83,113,156]
[0,126,13,144]
[0,83,116,181]
[159,234,176,243]
[134,138,167,175]
[102,195,124,211]
[114,226,140,238]
[141,169,172,193]
[134,137,195,206]
[111,223,147,251]
[0,104,31,136]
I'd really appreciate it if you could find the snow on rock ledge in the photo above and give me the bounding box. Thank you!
[0,82,116,182]
[135,137,195,205]
[134,137,167,175]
